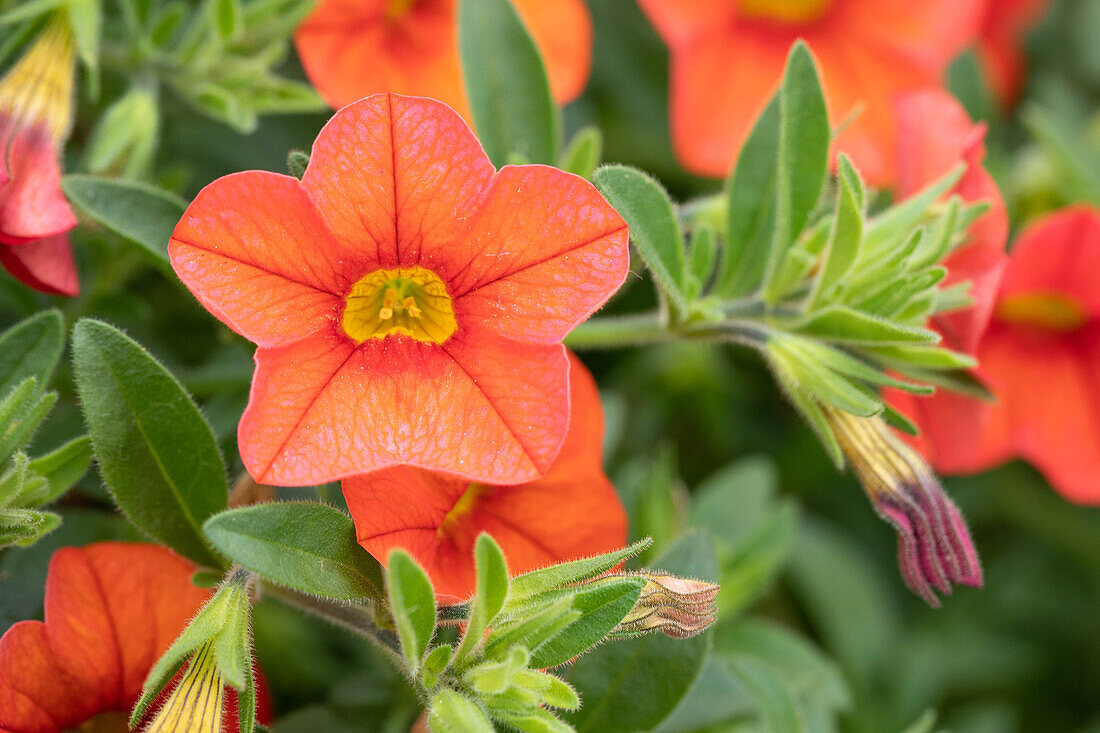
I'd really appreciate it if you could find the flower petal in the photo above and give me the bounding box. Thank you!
[0,543,209,731]
[169,171,354,348]
[302,94,495,274]
[449,165,628,343]
[241,329,569,485]
[511,0,593,103]
[343,354,626,598]
[0,117,76,245]
[0,234,78,296]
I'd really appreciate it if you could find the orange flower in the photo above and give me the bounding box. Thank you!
[0,23,79,296]
[636,0,984,185]
[0,542,271,732]
[960,206,1100,504]
[342,354,627,599]
[883,89,1008,472]
[977,0,1048,108]
[294,0,592,117]
[169,93,628,487]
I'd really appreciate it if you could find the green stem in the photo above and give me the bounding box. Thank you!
[564,313,673,350]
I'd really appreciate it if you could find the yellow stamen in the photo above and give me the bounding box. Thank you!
[740,0,832,24]
[343,266,456,344]
[439,482,491,537]
[997,292,1088,332]
[0,21,75,145]
[144,642,224,733]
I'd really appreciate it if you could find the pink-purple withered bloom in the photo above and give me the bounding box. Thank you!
[825,408,983,606]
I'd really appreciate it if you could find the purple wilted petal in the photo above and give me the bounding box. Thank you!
[825,408,983,606]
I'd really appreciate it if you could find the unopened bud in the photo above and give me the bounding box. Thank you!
[608,572,719,639]
[144,641,224,733]
[824,408,982,606]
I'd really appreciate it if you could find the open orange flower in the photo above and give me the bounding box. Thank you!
[342,353,627,599]
[294,0,592,118]
[636,0,984,185]
[0,542,271,732]
[978,0,1048,108]
[959,206,1100,504]
[0,23,79,296]
[884,89,1008,473]
[170,93,628,487]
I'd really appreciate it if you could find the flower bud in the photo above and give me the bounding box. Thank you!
[608,572,719,639]
[824,407,982,606]
[144,642,225,733]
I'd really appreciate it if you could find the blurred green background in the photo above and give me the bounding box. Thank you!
[2,0,1099,731]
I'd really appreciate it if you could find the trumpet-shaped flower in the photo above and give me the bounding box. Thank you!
[884,89,1008,472]
[0,542,270,732]
[961,206,1100,504]
[342,354,627,599]
[0,23,79,296]
[636,0,984,184]
[170,93,628,486]
[294,0,592,117]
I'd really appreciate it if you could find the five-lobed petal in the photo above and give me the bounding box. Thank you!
[170,93,629,487]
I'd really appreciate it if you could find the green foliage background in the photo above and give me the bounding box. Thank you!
[1,0,1099,731]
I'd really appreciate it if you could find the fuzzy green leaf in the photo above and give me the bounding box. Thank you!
[559,126,602,179]
[509,538,652,606]
[24,436,93,506]
[71,319,225,567]
[0,310,64,399]
[203,502,384,600]
[455,533,511,665]
[530,578,644,669]
[793,306,939,345]
[458,0,559,165]
[387,549,437,670]
[810,154,864,308]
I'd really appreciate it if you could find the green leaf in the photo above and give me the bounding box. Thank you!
[71,319,225,567]
[484,596,580,661]
[719,95,780,297]
[792,306,939,345]
[726,656,802,733]
[455,533,511,665]
[212,0,243,39]
[202,502,384,600]
[765,41,830,301]
[686,223,717,299]
[0,0,64,26]
[559,126,602,179]
[565,531,716,733]
[429,688,495,733]
[594,165,688,316]
[66,0,101,69]
[0,380,56,464]
[25,436,93,506]
[0,507,60,548]
[809,154,863,308]
[458,0,560,165]
[864,344,976,371]
[0,310,64,399]
[653,656,754,733]
[509,538,652,607]
[62,175,186,272]
[530,578,644,668]
[862,164,964,256]
[772,369,843,469]
[386,549,437,670]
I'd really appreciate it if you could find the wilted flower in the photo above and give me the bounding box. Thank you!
[609,572,719,639]
[0,22,79,296]
[343,354,627,599]
[824,408,983,606]
[169,93,628,487]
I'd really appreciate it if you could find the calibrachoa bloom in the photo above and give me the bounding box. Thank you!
[0,542,269,732]
[824,408,982,606]
[959,206,1100,504]
[294,0,592,118]
[170,93,628,486]
[0,22,79,297]
[636,0,984,184]
[978,0,1048,108]
[342,354,627,599]
[884,89,1008,472]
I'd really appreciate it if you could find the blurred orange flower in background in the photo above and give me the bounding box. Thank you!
[294,0,592,118]
[636,0,984,185]
[884,88,1008,473]
[170,93,628,487]
[342,354,628,599]
[0,542,271,732]
[960,206,1100,504]
[978,0,1049,108]
[0,23,79,297]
